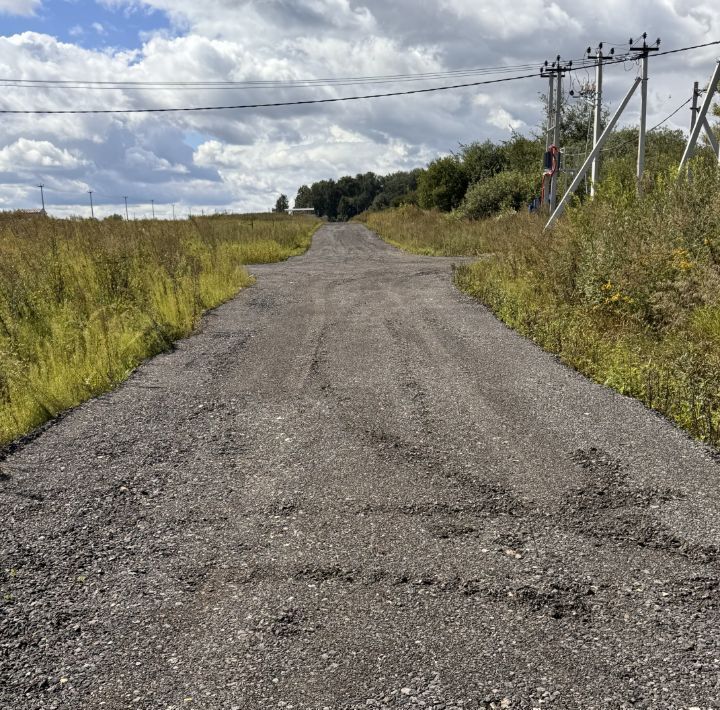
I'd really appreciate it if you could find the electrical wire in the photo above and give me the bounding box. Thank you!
[646,96,693,132]
[0,61,554,90]
[0,71,541,114]
[0,39,716,115]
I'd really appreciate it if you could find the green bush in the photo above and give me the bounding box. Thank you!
[458,170,536,220]
[417,156,468,212]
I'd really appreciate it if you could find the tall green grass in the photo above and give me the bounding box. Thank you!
[0,214,320,444]
[363,168,720,445]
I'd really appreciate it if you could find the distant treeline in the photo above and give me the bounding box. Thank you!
[294,96,690,222]
[293,169,423,222]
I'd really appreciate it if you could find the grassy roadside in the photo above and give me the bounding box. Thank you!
[361,175,720,445]
[0,214,321,445]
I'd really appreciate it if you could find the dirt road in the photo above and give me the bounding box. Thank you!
[2,223,720,709]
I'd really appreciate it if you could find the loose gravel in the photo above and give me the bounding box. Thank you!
[1,223,720,709]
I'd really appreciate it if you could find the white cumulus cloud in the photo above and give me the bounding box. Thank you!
[0,0,41,17]
[0,0,718,214]
[0,138,88,170]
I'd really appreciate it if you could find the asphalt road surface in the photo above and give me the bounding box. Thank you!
[2,223,720,710]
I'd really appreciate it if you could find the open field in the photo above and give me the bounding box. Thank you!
[362,176,720,445]
[0,213,320,445]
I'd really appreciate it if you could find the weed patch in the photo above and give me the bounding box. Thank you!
[363,169,720,445]
[0,214,320,444]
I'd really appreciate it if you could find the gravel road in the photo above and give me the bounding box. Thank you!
[2,223,720,710]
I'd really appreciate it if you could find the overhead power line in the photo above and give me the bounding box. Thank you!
[0,72,541,114]
[0,39,717,115]
[0,61,565,90]
[647,95,693,132]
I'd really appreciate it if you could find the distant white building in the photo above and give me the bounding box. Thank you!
[288,207,315,215]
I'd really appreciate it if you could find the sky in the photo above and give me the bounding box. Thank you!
[0,0,717,217]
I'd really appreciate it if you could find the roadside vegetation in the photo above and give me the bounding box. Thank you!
[0,213,319,445]
[335,86,720,445]
[362,163,720,445]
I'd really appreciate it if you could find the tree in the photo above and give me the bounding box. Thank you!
[459,141,506,184]
[501,132,544,173]
[274,194,289,213]
[370,169,423,210]
[310,180,341,220]
[294,185,312,209]
[417,156,468,211]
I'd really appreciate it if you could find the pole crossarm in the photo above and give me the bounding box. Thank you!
[679,61,720,170]
[545,77,641,230]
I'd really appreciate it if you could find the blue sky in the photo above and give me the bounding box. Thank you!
[2,1,169,51]
[0,0,717,217]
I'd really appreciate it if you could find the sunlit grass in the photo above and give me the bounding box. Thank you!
[0,213,320,444]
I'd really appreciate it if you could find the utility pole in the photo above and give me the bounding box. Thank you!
[680,61,720,170]
[587,43,615,198]
[123,196,129,221]
[630,33,660,195]
[551,58,563,209]
[172,203,176,220]
[689,82,700,179]
[540,58,568,208]
[690,81,700,132]
[151,199,155,219]
[542,56,571,210]
[546,77,642,229]
[544,61,555,152]
[88,190,94,219]
[37,184,45,213]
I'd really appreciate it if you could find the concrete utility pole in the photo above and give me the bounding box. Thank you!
[690,81,700,132]
[587,43,614,198]
[680,61,720,170]
[37,184,45,213]
[151,199,155,219]
[630,34,660,195]
[172,203,176,220]
[123,196,129,221]
[546,77,642,230]
[88,190,94,219]
[545,63,555,152]
[551,57,563,209]
[541,56,572,210]
[540,57,570,208]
